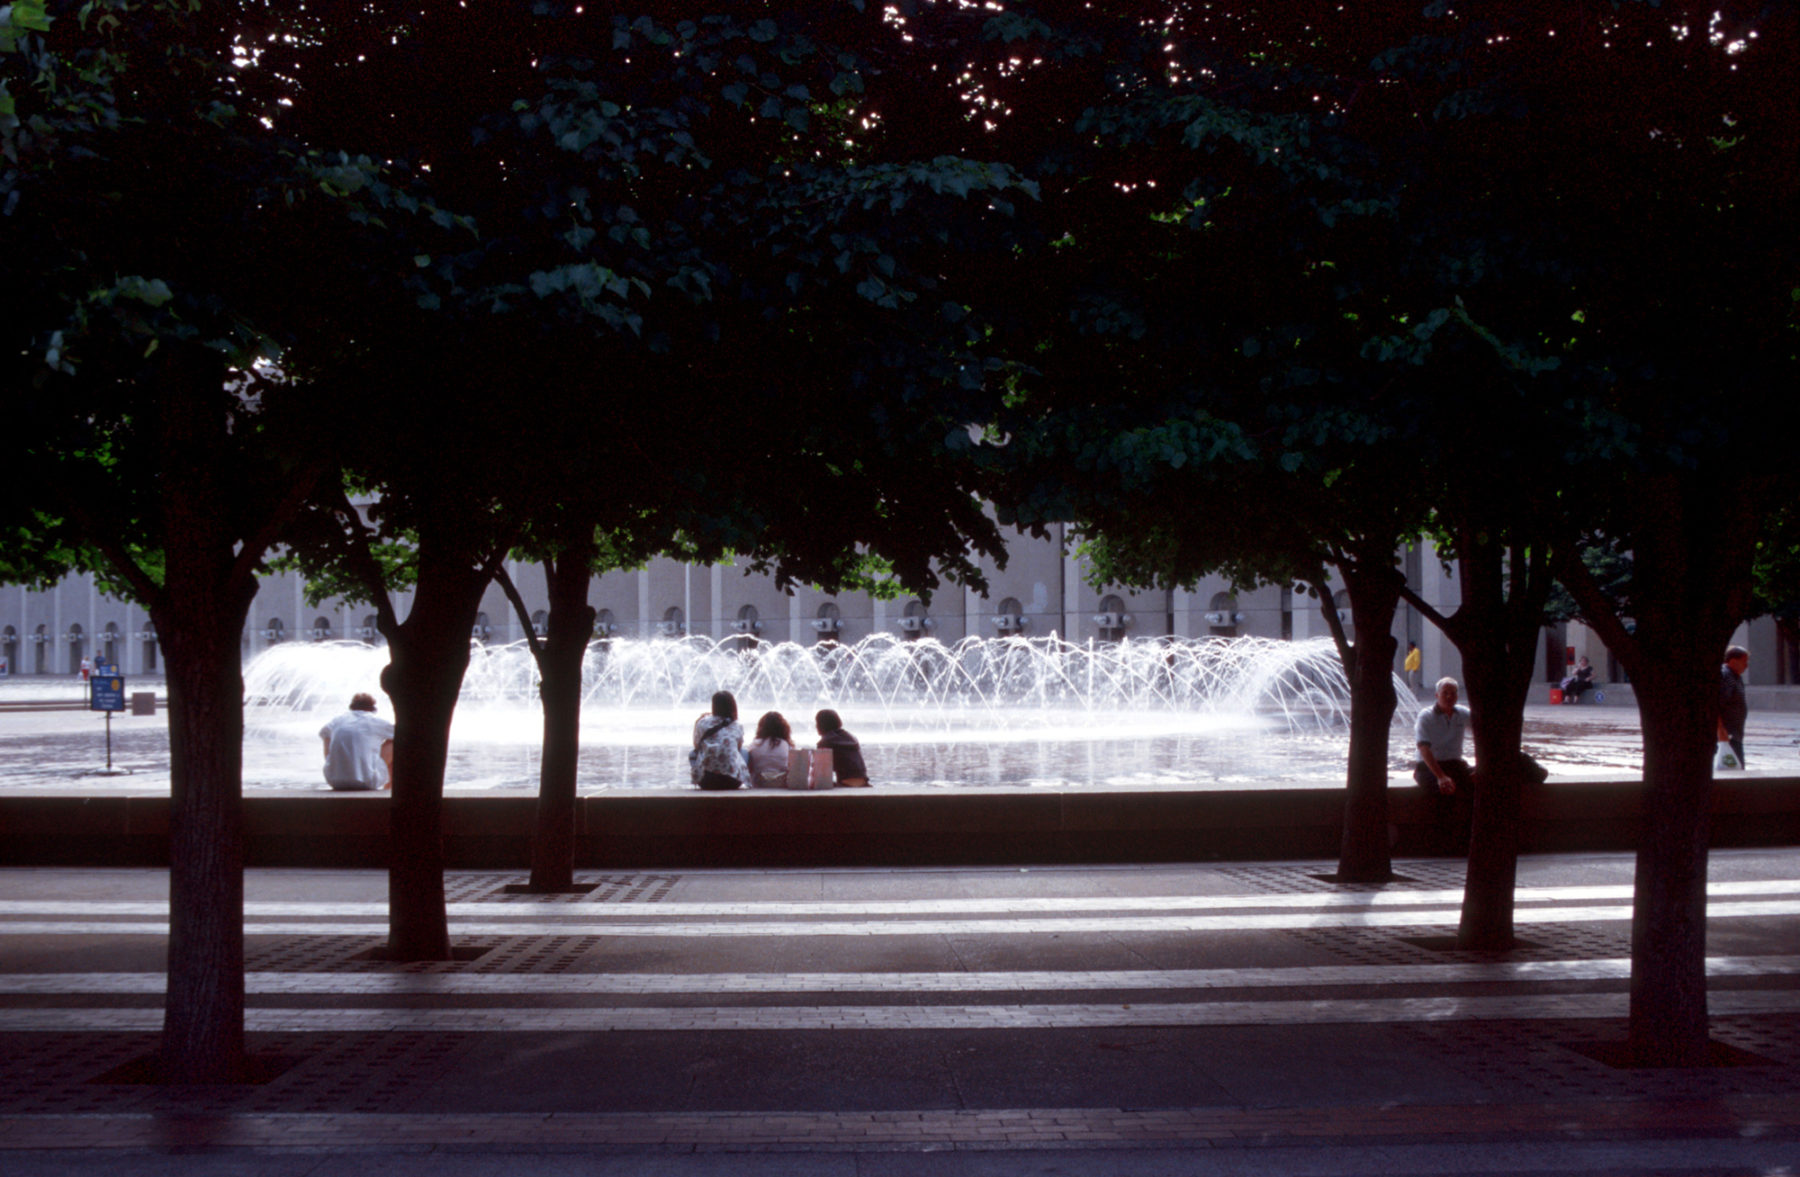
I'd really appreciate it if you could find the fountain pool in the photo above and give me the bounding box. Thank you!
[235,634,1403,791]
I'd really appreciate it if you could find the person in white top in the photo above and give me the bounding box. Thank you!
[746,712,795,788]
[320,693,395,792]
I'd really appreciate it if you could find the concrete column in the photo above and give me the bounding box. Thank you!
[1061,525,1082,641]
[710,563,724,638]
[789,589,802,646]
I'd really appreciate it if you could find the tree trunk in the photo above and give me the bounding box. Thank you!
[380,548,490,961]
[529,548,597,891]
[156,599,255,1083]
[1458,661,1527,949]
[151,349,259,1083]
[1627,657,1717,1066]
[1335,558,1402,883]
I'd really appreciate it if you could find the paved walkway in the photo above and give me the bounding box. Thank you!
[2,851,1799,1174]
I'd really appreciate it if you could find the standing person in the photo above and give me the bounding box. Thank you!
[320,692,395,792]
[1719,645,1751,766]
[79,655,93,683]
[815,709,870,788]
[1403,641,1422,693]
[691,690,750,791]
[746,711,795,788]
[1414,677,1474,852]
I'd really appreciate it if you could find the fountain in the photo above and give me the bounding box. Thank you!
[238,634,1400,792]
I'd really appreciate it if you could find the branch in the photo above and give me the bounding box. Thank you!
[325,484,401,639]
[493,562,546,665]
[229,456,332,590]
[42,471,166,614]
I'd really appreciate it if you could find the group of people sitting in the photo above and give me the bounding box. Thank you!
[690,690,869,791]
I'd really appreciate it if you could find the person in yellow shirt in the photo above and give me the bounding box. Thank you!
[1403,641,1422,693]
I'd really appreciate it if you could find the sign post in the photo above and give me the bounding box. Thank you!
[89,672,129,775]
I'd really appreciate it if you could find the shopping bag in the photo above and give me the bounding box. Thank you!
[1713,740,1742,772]
[786,748,833,790]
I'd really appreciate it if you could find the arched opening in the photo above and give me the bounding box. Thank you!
[732,604,761,649]
[813,602,842,645]
[993,597,1026,635]
[530,609,549,638]
[137,622,158,672]
[34,624,48,674]
[1094,595,1129,642]
[900,599,931,641]
[658,606,685,638]
[1205,592,1240,637]
[0,626,15,676]
[472,612,491,644]
[66,623,86,672]
[357,614,381,646]
[261,618,286,646]
[101,621,121,667]
[594,608,618,638]
[311,616,334,641]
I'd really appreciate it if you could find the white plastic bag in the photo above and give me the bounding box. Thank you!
[1713,740,1742,772]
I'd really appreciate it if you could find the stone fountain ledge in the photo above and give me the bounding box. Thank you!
[2,774,1797,870]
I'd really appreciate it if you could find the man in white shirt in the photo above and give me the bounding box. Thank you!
[1413,677,1473,852]
[320,693,395,792]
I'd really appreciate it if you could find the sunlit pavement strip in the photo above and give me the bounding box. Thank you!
[5,878,1798,918]
[4,899,1799,937]
[3,956,1798,995]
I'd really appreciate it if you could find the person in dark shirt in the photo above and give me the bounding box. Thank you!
[814,709,870,787]
[1718,645,1750,766]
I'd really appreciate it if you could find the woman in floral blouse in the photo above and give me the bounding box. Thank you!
[690,691,751,790]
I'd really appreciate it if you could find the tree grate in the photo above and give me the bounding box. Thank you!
[1402,1015,1800,1104]
[444,872,679,904]
[1214,860,1467,896]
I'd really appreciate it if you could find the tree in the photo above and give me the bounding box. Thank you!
[2,0,421,1080]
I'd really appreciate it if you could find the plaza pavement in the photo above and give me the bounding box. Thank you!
[2,851,1799,1176]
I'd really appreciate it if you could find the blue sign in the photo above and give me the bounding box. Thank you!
[90,675,127,712]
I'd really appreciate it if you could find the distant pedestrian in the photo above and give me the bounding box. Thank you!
[320,693,394,792]
[79,656,92,682]
[1403,642,1422,692]
[1718,646,1750,766]
[815,709,870,788]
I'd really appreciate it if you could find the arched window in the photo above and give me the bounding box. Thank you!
[66,623,86,671]
[261,618,286,645]
[993,597,1026,635]
[357,614,381,645]
[530,609,549,637]
[102,621,121,666]
[311,617,333,641]
[658,606,685,638]
[0,626,15,676]
[34,624,49,674]
[472,612,491,644]
[813,602,842,643]
[137,622,158,672]
[732,604,761,647]
[594,608,618,638]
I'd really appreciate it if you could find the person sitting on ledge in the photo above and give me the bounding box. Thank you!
[691,690,750,791]
[1414,677,1474,852]
[746,711,795,788]
[815,708,870,788]
[1560,655,1596,702]
[320,692,394,792]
